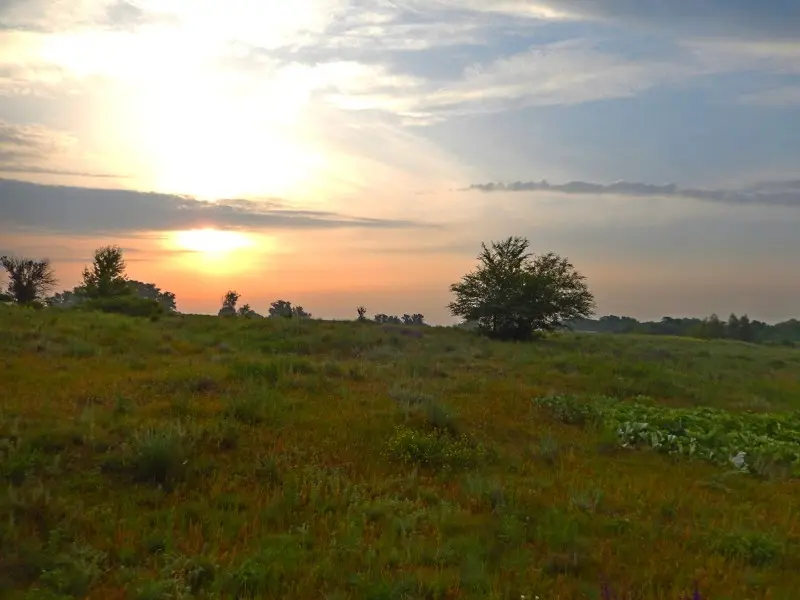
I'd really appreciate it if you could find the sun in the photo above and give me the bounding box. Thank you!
[171,228,253,255]
[165,228,259,275]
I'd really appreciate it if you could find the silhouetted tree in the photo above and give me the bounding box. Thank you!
[79,245,130,299]
[449,236,595,340]
[47,290,81,307]
[401,313,426,326]
[127,280,177,312]
[293,305,311,319]
[269,299,293,318]
[727,313,740,339]
[237,303,262,318]
[736,314,754,342]
[374,314,402,324]
[267,300,311,319]
[0,255,57,304]
[357,306,367,321]
[219,290,240,317]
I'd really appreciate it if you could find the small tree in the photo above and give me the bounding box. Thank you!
[357,306,367,321]
[237,303,262,318]
[79,245,130,299]
[448,236,595,341]
[47,289,82,307]
[731,313,755,342]
[269,300,293,319]
[292,305,311,319]
[0,255,58,304]
[219,290,240,317]
[374,314,402,324]
[401,313,426,326]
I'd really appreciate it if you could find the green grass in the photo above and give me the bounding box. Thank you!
[2,304,800,599]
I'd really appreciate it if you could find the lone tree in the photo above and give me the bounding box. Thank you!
[0,255,57,304]
[448,236,595,341]
[79,245,130,299]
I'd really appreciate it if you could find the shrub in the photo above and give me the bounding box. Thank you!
[423,400,460,436]
[225,395,266,425]
[125,425,191,486]
[385,426,491,470]
[80,296,164,318]
[710,531,784,566]
[535,394,603,426]
[38,542,107,598]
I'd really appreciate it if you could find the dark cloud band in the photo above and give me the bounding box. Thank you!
[0,178,431,234]
[465,178,800,207]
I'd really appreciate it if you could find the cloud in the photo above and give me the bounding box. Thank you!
[0,0,102,33]
[3,1,798,121]
[97,1,179,30]
[516,0,800,41]
[740,85,800,107]
[298,38,710,123]
[0,178,434,235]
[682,39,800,76]
[0,63,75,97]
[0,120,122,178]
[466,178,800,207]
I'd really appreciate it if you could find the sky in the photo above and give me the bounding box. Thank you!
[1,0,799,323]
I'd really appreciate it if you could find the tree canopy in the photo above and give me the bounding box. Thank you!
[127,281,177,313]
[448,236,595,340]
[0,255,57,304]
[79,245,130,299]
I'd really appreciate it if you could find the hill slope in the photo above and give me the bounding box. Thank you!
[1,306,800,599]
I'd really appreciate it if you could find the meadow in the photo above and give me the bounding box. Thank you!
[1,305,800,599]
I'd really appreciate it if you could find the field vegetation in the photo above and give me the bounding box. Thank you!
[2,305,800,599]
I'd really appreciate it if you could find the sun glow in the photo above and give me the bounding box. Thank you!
[165,228,262,275]
[171,228,253,254]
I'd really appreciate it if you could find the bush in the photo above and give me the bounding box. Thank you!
[385,426,491,470]
[81,296,164,318]
[535,394,603,426]
[125,425,191,486]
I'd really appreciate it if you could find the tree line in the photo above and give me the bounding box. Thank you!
[569,314,800,346]
[0,246,430,326]
[4,236,795,344]
[1,246,176,318]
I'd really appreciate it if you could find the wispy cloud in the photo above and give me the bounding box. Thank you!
[466,178,800,207]
[740,86,800,107]
[100,0,179,31]
[0,178,436,235]
[0,120,122,178]
[524,0,800,40]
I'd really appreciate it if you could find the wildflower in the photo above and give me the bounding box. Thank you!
[730,451,747,470]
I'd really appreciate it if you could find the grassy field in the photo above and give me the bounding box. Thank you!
[2,305,800,600]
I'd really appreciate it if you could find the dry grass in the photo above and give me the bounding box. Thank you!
[1,305,800,599]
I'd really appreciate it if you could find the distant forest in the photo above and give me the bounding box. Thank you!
[568,314,800,346]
